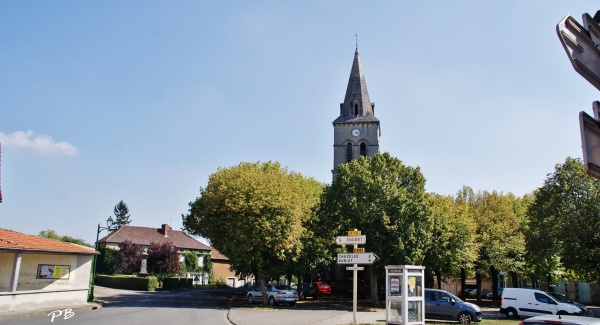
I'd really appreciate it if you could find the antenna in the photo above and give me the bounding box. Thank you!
[355,34,358,50]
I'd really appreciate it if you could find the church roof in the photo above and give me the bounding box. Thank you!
[333,49,380,125]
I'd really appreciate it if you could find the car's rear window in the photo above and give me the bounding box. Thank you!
[274,284,292,290]
[319,283,330,287]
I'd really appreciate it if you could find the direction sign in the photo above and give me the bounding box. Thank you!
[580,110,600,178]
[557,14,600,91]
[335,235,366,245]
[346,266,364,271]
[337,252,378,265]
[353,247,365,253]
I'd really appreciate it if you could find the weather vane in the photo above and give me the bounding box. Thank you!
[355,34,358,50]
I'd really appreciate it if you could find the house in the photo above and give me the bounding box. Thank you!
[0,228,98,314]
[99,224,249,287]
[209,246,248,288]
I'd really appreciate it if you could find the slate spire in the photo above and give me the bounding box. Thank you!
[333,49,379,124]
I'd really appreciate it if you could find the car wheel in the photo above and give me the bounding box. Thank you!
[458,312,472,324]
[247,295,254,304]
[506,308,519,319]
[269,296,276,306]
[289,302,296,306]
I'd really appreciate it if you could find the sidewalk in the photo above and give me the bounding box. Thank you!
[310,310,386,325]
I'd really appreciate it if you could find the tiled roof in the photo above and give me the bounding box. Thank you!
[99,225,211,251]
[0,228,98,255]
[210,246,230,261]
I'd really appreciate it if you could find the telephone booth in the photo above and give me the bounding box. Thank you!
[385,265,425,325]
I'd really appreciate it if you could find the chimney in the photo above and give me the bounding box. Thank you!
[162,224,169,237]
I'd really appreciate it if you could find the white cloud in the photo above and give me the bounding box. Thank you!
[0,131,79,156]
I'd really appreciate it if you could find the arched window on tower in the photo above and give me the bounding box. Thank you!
[346,143,353,162]
[354,104,359,116]
[360,142,367,157]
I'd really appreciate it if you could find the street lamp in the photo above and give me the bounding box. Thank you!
[89,216,117,300]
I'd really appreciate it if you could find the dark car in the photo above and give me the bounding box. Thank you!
[425,288,482,324]
[547,292,587,313]
[292,283,318,299]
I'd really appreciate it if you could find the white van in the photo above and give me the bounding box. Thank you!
[500,288,583,318]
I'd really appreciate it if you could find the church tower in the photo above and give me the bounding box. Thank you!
[332,49,380,180]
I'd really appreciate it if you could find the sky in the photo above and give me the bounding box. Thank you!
[1,1,599,246]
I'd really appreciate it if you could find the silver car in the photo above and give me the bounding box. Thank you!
[425,288,482,324]
[247,284,298,306]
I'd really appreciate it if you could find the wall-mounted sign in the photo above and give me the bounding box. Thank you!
[37,264,70,279]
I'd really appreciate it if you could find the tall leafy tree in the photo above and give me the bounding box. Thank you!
[113,200,132,229]
[182,161,323,305]
[423,194,478,290]
[316,152,433,306]
[472,191,526,304]
[527,157,600,282]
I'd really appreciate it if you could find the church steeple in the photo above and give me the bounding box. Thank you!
[333,49,379,124]
[331,49,381,181]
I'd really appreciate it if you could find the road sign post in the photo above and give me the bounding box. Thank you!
[334,230,377,325]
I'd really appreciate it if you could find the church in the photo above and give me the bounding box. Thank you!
[332,47,381,181]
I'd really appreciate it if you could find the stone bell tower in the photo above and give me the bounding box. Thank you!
[332,48,380,181]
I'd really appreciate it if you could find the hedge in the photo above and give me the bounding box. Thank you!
[95,275,158,291]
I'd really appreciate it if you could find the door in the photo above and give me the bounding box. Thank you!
[520,292,558,316]
[426,290,456,320]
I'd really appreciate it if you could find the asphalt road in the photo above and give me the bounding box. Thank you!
[0,286,240,325]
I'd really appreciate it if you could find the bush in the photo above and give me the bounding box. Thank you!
[162,277,193,290]
[95,275,158,291]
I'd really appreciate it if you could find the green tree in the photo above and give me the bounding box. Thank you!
[527,157,600,282]
[182,161,323,305]
[113,200,132,229]
[472,191,526,304]
[316,152,433,306]
[39,229,92,247]
[423,193,478,290]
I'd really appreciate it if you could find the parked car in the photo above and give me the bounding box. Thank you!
[499,288,583,318]
[247,284,298,306]
[425,288,482,324]
[467,288,492,299]
[291,283,318,300]
[547,292,587,313]
[347,279,368,298]
[517,315,600,325]
[313,281,332,296]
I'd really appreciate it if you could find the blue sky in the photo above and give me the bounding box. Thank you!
[1,1,598,245]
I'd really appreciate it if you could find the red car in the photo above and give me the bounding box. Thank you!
[313,282,332,296]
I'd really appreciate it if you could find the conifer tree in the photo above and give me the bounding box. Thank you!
[113,200,132,229]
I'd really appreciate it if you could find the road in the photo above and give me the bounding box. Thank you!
[0,286,241,325]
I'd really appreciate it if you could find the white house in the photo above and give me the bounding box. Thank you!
[0,228,98,314]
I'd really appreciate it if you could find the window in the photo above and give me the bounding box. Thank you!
[346,143,353,162]
[354,104,359,116]
[360,142,367,157]
[535,292,554,304]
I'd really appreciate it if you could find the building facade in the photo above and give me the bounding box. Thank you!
[0,228,98,314]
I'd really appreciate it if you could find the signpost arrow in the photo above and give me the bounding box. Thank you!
[335,235,366,245]
[337,252,378,265]
[557,14,600,91]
